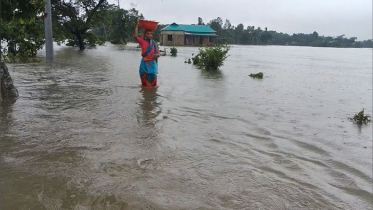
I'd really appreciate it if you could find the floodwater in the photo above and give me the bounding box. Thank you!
[1,43,372,210]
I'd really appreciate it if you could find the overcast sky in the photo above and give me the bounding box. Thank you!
[115,0,372,40]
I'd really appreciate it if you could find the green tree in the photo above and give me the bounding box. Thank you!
[208,17,223,35]
[260,32,272,44]
[113,8,143,44]
[51,0,109,50]
[91,7,143,44]
[1,0,45,58]
[122,8,144,40]
[223,19,231,30]
[361,39,373,48]
[109,8,129,44]
[312,31,319,38]
[235,23,244,44]
[198,17,204,25]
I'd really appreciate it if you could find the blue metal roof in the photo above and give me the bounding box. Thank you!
[160,23,185,31]
[189,33,218,36]
[161,23,217,33]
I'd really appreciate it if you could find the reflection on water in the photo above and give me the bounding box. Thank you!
[1,44,372,210]
[137,86,162,127]
[200,69,223,80]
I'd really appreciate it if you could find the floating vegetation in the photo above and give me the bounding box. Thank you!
[249,72,264,79]
[184,58,191,64]
[349,109,371,125]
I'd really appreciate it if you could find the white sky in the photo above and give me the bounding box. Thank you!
[113,0,372,40]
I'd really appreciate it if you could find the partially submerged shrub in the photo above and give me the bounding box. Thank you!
[193,44,230,70]
[2,52,40,63]
[110,39,124,45]
[170,47,177,56]
[97,36,107,45]
[184,58,191,64]
[249,72,264,79]
[349,109,371,125]
[191,53,200,65]
[160,49,167,56]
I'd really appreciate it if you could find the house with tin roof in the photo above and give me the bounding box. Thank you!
[160,23,218,46]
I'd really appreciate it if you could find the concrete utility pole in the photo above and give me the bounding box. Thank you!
[44,0,54,60]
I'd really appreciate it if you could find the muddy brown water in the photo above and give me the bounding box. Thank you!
[1,43,372,210]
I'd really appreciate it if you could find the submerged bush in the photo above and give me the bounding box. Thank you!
[191,53,200,65]
[349,109,371,125]
[170,47,177,56]
[193,45,230,70]
[249,72,264,79]
[2,52,40,63]
[110,39,124,45]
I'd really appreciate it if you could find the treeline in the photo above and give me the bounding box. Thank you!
[196,17,372,48]
[2,0,372,60]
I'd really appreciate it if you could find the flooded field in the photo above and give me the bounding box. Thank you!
[1,43,372,210]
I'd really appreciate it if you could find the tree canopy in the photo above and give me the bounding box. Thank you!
[91,7,144,45]
[51,0,110,50]
[1,0,45,58]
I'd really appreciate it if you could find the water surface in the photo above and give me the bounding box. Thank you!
[1,44,372,210]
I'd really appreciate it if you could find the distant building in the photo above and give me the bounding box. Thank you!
[160,23,218,46]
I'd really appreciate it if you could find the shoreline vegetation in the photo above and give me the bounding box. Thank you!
[1,1,372,61]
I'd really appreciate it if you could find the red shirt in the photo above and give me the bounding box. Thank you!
[136,37,157,56]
